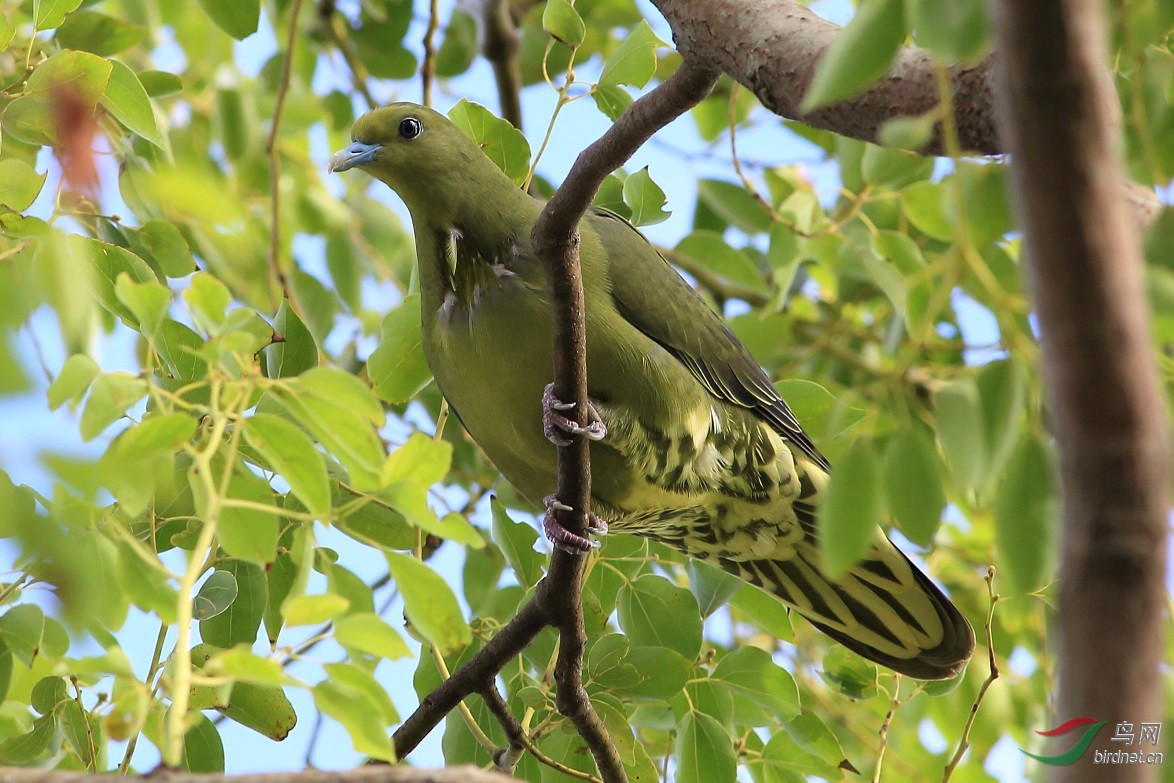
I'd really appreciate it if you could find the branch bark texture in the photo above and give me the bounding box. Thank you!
[994,2,1170,781]
[392,61,718,783]
[651,0,999,155]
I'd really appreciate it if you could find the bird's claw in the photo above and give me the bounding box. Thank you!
[542,383,607,447]
[542,494,607,554]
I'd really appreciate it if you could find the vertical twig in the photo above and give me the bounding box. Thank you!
[942,567,1001,783]
[266,0,307,306]
[483,0,524,130]
[421,0,440,107]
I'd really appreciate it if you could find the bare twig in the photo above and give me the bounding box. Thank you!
[421,0,440,106]
[323,10,379,110]
[266,0,306,306]
[483,0,524,130]
[942,568,1001,782]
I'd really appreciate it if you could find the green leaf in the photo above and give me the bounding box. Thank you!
[995,433,1058,594]
[0,716,56,765]
[33,0,83,29]
[312,679,396,761]
[115,275,169,341]
[209,469,279,564]
[599,20,662,89]
[935,377,986,492]
[774,379,868,442]
[696,178,773,234]
[675,711,736,783]
[817,438,882,578]
[423,512,486,549]
[139,70,183,96]
[729,583,794,640]
[79,372,147,441]
[382,432,452,487]
[201,560,266,648]
[592,84,633,121]
[878,113,936,151]
[47,354,99,410]
[244,414,330,516]
[31,676,68,715]
[386,552,471,655]
[282,593,350,626]
[861,143,934,189]
[333,612,411,660]
[760,713,850,779]
[676,230,767,291]
[214,679,297,740]
[686,560,742,617]
[204,648,292,687]
[322,662,398,725]
[801,0,905,111]
[617,574,702,658]
[192,570,238,621]
[0,159,46,211]
[0,605,44,667]
[714,645,801,722]
[817,644,880,699]
[435,9,477,77]
[26,49,111,104]
[101,60,165,148]
[73,235,157,327]
[909,0,990,63]
[368,294,432,404]
[448,99,532,185]
[901,181,953,241]
[177,711,225,772]
[3,605,46,666]
[622,166,670,226]
[99,411,194,515]
[543,0,585,47]
[264,299,318,379]
[976,358,1025,488]
[196,0,259,39]
[884,426,946,546]
[611,646,690,700]
[184,272,231,334]
[490,498,544,588]
[58,700,101,768]
[55,11,147,55]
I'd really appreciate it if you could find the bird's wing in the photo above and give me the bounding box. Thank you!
[589,208,828,470]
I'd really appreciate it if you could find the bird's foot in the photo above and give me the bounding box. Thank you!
[542,383,607,447]
[542,494,608,554]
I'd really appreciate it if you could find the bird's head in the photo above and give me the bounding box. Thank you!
[329,102,511,221]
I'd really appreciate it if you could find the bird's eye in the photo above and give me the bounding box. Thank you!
[398,117,422,140]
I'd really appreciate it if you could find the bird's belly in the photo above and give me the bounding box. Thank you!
[424,280,560,501]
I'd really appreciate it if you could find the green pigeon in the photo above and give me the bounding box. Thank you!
[331,103,975,679]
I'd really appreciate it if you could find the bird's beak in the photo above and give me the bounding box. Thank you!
[329,141,382,173]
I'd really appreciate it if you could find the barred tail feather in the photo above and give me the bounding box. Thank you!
[719,504,975,680]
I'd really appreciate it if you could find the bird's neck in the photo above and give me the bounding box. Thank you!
[410,186,542,311]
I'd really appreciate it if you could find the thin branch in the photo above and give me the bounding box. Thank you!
[532,59,719,783]
[266,0,306,306]
[421,0,440,106]
[650,0,998,155]
[483,0,524,130]
[323,10,379,110]
[480,687,601,783]
[942,567,1001,783]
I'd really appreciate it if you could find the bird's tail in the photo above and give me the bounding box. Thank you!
[718,499,975,680]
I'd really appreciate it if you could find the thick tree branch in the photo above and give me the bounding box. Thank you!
[0,769,516,783]
[994,2,1170,782]
[651,0,998,155]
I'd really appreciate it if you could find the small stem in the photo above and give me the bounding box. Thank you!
[266,0,306,309]
[118,622,169,773]
[421,0,440,106]
[942,567,1001,782]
